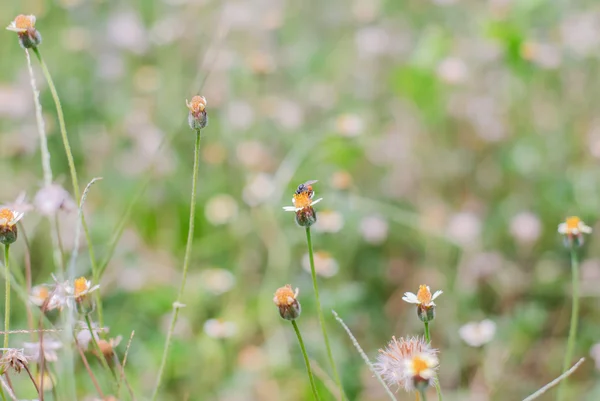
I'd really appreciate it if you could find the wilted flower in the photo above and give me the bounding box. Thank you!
[23,339,62,363]
[273,285,301,321]
[0,208,24,245]
[203,319,237,339]
[6,14,42,48]
[1,348,30,373]
[458,319,496,347]
[186,95,208,130]
[374,336,439,392]
[95,336,122,359]
[403,285,443,322]
[558,216,592,247]
[283,180,322,227]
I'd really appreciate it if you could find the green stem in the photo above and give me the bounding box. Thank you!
[31,47,101,321]
[424,321,430,343]
[557,247,580,401]
[0,386,5,401]
[419,389,428,401]
[292,320,321,401]
[434,381,443,401]
[84,314,116,382]
[4,245,10,349]
[151,129,202,401]
[305,227,344,400]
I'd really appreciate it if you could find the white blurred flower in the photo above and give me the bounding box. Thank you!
[107,11,149,54]
[510,211,542,244]
[23,339,62,363]
[274,100,304,130]
[227,101,255,131]
[355,26,390,58]
[560,13,600,57]
[446,212,481,246]
[360,215,389,244]
[199,268,236,295]
[459,320,496,347]
[205,194,238,226]
[313,210,344,233]
[590,343,600,370]
[204,319,237,339]
[436,57,468,84]
[34,184,76,216]
[236,140,272,170]
[242,174,275,207]
[336,114,364,137]
[302,251,339,278]
[75,321,107,350]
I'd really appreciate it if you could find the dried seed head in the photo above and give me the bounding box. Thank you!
[273,285,301,321]
[1,348,30,373]
[186,95,208,130]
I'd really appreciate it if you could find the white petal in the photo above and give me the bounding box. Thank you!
[580,224,593,234]
[311,198,323,206]
[557,223,567,234]
[402,292,419,304]
[431,290,443,301]
[282,206,298,212]
[12,211,24,223]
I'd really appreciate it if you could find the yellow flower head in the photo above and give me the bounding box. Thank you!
[273,284,301,321]
[186,96,207,116]
[6,14,36,33]
[403,285,443,307]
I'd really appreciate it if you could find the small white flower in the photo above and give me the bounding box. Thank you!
[0,208,24,227]
[459,319,496,347]
[557,216,592,236]
[6,15,36,33]
[203,319,237,339]
[23,339,62,363]
[402,285,443,307]
[75,321,107,350]
[282,197,322,212]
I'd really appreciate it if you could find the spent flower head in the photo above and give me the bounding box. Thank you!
[283,180,322,227]
[273,284,301,321]
[403,284,443,322]
[0,348,30,374]
[0,208,24,245]
[6,14,42,48]
[558,216,592,247]
[374,336,439,393]
[187,95,208,130]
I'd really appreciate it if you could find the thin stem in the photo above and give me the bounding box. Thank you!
[84,314,116,381]
[557,247,580,401]
[525,358,585,401]
[332,311,396,401]
[305,227,344,400]
[434,381,443,401]
[291,320,321,401]
[23,365,40,397]
[151,129,202,401]
[74,334,105,398]
[419,389,428,401]
[31,47,100,317]
[424,321,430,343]
[4,245,10,349]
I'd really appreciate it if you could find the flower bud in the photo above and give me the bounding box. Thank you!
[417,304,436,323]
[295,206,317,227]
[273,285,301,321]
[186,96,208,130]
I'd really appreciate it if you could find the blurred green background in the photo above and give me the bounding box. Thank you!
[2,0,600,400]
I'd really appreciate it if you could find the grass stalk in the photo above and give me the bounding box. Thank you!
[305,227,344,400]
[557,247,580,401]
[151,129,202,400]
[291,320,321,400]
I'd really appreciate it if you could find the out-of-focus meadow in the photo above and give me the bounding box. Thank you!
[2,0,600,400]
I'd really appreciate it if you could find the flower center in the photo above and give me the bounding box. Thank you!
[0,209,15,226]
[293,192,312,209]
[187,96,206,114]
[274,285,296,306]
[411,356,429,376]
[566,217,581,231]
[416,285,432,305]
[14,15,34,30]
[74,277,88,296]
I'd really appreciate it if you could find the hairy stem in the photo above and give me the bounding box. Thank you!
[151,129,202,400]
[557,247,580,401]
[292,320,321,400]
[305,227,344,400]
[4,245,10,349]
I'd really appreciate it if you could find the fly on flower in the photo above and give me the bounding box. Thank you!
[0,208,24,245]
[558,216,592,247]
[283,180,322,227]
